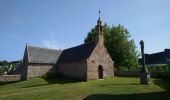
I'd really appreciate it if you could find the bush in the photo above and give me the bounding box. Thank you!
[117,65,169,72]
[148,65,169,72]
[118,66,140,71]
[0,61,21,74]
[167,59,170,70]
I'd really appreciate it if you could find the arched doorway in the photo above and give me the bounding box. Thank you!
[98,65,103,79]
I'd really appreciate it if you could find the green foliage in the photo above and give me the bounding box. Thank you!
[84,24,139,70]
[148,65,169,72]
[0,61,21,74]
[117,66,140,71]
[167,59,170,69]
[117,65,169,72]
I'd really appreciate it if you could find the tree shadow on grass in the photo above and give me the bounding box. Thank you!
[153,78,170,91]
[83,91,170,100]
[43,75,80,84]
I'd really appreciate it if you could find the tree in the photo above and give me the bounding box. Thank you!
[84,24,139,70]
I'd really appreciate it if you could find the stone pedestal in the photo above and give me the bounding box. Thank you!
[140,72,150,84]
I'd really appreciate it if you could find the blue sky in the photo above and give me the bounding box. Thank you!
[0,0,170,61]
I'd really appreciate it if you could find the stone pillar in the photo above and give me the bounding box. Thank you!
[140,40,150,84]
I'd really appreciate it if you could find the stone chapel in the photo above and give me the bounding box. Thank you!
[15,16,114,81]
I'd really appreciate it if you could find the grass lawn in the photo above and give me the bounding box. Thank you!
[0,76,169,100]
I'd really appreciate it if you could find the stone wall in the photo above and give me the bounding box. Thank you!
[87,37,114,80]
[0,75,21,82]
[9,63,28,80]
[115,71,140,77]
[27,64,56,79]
[58,62,87,80]
[21,65,28,80]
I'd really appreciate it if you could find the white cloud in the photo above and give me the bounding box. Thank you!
[43,30,66,50]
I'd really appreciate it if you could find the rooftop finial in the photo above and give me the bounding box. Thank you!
[97,10,102,24]
[99,10,101,18]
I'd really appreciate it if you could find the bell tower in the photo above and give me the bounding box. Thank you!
[95,11,104,44]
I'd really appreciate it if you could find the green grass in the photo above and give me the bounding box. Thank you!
[0,76,169,100]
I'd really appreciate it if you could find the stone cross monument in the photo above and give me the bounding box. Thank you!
[140,40,150,84]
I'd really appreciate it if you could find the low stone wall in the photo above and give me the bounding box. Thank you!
[115,71,170,78]
[0,75,21,82]
[115,71,140,77]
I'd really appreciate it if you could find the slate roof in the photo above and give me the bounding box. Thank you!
[27,45,62,64]
[58,41,96,63]
[139,49,170,65]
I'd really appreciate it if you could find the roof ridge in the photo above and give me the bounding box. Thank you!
[146,51,165,56]
[27,45,62,51]
[145,49,170,55]
[63,41,95,51]
[26,45,62,64]
[58,41,96,63]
